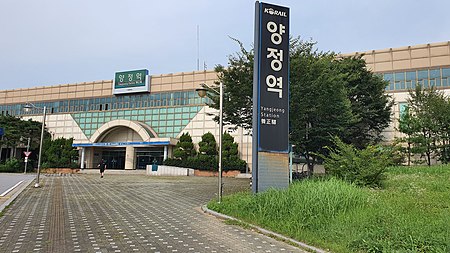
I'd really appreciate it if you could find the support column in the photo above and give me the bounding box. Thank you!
[80,147,86,169]
[125,146,135,170]
[164,146,168,160]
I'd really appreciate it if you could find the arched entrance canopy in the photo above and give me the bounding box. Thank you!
[90,119,158,143]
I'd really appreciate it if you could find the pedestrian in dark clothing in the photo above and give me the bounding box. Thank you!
[98,160,107,178]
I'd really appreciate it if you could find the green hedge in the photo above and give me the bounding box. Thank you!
[0,158,22,173]
[164,156,247,172]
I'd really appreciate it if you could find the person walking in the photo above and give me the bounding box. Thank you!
[98,159,107,178]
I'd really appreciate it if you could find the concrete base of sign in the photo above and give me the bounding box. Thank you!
[255,152,289,192]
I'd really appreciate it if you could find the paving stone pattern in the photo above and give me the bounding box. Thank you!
[0,174,304,252]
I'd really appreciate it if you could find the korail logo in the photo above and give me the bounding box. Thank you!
[264,8,287,17]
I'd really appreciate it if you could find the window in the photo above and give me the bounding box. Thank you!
[418,70,428,79]
[406,71,416,81]
[442,68,450,77]
[394,72,405,81]
[430,69,440,79]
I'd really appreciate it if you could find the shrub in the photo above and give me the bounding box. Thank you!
[163,158,183,167]
[0,158,22,173]
[173,133,197,160]
[322,137,392,187]
[165,132,247,172]
[223,158,247,172]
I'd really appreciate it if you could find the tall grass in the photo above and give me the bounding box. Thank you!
[208,166,450,252]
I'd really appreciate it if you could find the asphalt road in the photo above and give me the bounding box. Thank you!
[0,174,305,252]
[0,173,35,196]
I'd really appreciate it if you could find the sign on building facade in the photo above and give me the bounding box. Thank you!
[113,69,150,95]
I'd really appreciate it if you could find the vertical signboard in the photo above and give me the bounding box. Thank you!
[253,1,290,193]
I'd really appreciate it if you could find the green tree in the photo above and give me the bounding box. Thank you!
[42,137,79,168]
[410,85,441,165]
[336,56,393,148]
[399,85,450,165]
[198,132,217,157]
[173,132,197,160]
[397,106,418,166]
[213,38,254,130]
[289,40,356,172]
[196,132,218,171]
[222,132,238,160]
[0,115,50,163]
[222,132,247,172]
[214,37,393,172]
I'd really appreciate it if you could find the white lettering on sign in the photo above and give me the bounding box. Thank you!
[266,22,285,45]
[264,8,288,17]
[265,22,286,98]
[266,75,282,98]
[260,106,286,126]
[267,48,283,71]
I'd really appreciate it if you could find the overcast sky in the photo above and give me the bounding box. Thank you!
[1,0,449,90]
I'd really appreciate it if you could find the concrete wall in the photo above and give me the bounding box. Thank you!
[146,165,194,176]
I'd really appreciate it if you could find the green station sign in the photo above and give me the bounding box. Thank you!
[114,69,148,88]
[113,69,149,94]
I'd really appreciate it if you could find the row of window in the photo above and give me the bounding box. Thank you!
[0,90,210,116]
[72,107,202,138]
[383,67,450,91]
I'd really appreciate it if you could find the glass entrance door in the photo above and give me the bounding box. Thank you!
[135,147,164,170]
[102,149,126,169]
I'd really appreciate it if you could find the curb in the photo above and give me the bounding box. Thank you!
[0,178,34,214]
[201,205,328,253]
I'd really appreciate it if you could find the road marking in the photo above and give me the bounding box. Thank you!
[0,180,24,197]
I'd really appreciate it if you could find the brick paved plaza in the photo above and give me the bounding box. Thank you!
[0,174,304,252]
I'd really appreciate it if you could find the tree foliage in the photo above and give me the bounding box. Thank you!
[222,132,247,172]
[165,132,247,172]
[322,136,393,188]
[0,115,50,164]
[198,132,217,157]
[397,85,450,165]
[289,39,356,171]
[214,37,392,171]
[336,56,393,148]
[173,132,197,160]
[212,38,254,131]
[42,137,79,168]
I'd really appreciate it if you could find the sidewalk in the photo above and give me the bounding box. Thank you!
[0,174,306,252]
[79,168,146,175]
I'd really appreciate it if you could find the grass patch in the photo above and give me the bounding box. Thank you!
[208,165,450,252]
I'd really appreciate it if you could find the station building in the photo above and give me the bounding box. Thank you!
[1,41,450,170]
[339,41,450,142]
[0,70,252,170]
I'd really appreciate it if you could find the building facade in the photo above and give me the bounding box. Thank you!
[1,41,449,170]
[339,41,450,142]
[0,71,252,170]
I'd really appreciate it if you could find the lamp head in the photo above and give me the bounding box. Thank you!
[196,87,208,98]
[23,103,32,112]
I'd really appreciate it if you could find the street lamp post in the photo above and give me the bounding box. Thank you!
[23,137,30,174]
[196,83,223,203]
[23,103,47,188]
